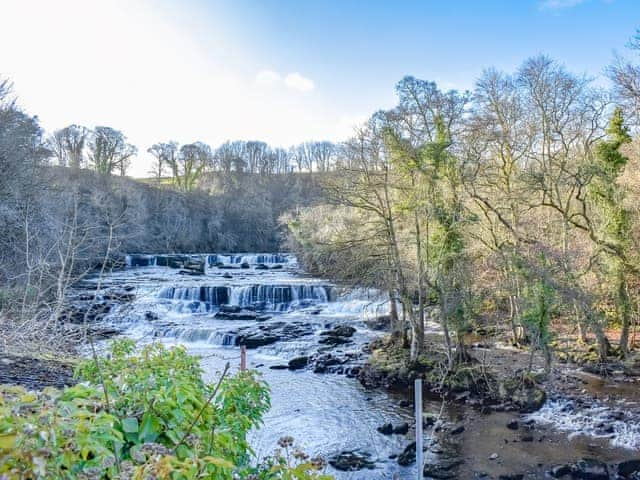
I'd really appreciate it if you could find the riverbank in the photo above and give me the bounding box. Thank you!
[355,329,640,478]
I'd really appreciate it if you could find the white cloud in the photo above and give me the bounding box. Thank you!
[255,69,281,87]
[284,72,315,92]
[539,0,585,10]
[255,70,315,93]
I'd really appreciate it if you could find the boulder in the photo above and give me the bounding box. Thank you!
[423,458,463,479]
[328,451,375,471]
[288,356,309,370]
[572,458,609,480]
[365,314,391,331]
[312,353,346,374]
[377,423,393,435]
[237,334,279,349]
[450,425,465,435]
[393,422,409,435]
[397,442,416,466]
[499,378,547,413]
[549,464,572,478]
[319,336,352,346]
[617,459,640,478]
[321,325,356,338]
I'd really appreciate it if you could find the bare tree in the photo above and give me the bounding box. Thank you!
[49,125,89,169]
[147,141,177,181]
[88,126,137,176]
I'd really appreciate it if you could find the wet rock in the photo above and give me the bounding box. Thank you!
[328,451,375,471]
[240,262,250,269]
[617,459,640,478]
[288,356,309,370]
[498,475,523,480]
[393,422,409,435]
[179,269,205,276]
[220,305,242,313]
[270,264,284,269]
[269,365,288,370]
[397,442,416,466]
[254,263,268,270]
[237,334,279,348]
[320,325,356,346]
[231,321,314,350]
[312,353,344,373]
[572,458,609,480]
[450,425,465,435]
[520,435,533,442]
[102,290,136,301]
[222,272,233,279]
[399,399,412,408]
[319,336,352,346]
[0,354,75,389]
[549,464,572,478]
[506,420,519,430]
[324,325,356,337]
[423,458,462,479]
[214,310,269,321]
[144,311,159,321]
[89,326,121,339]
[377,423,393,435]
[60,301,112,323]
[364,314,391,331]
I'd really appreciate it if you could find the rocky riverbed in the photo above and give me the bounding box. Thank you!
[11,252,640,479]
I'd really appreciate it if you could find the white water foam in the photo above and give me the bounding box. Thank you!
[526,397,640,450]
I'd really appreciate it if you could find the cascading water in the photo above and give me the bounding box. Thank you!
[157,283,329,313]
[228,284,329,311]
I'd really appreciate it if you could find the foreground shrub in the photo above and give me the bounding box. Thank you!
[0,340,331,479]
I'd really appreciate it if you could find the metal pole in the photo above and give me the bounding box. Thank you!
[415,378,423,479]
[240,345,247,371]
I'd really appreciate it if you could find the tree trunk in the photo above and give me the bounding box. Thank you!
[618,268,631,357]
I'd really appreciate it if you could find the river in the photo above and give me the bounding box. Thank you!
[73,252,640,479]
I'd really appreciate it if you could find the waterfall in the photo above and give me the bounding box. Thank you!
[158,286,229,312]
[208,253,296,266]
[158,283,329,312]
[228,284,329,311]
[126,254,157,267]
[127,253,297,268]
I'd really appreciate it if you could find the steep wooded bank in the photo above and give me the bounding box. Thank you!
[0,78,326,353]
[286,50,640,386]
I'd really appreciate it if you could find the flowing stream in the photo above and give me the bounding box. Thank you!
[75,253,640,479]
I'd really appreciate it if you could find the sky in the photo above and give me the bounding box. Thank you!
[1,0,639,177]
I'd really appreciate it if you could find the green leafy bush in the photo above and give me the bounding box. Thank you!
[0,340,330,479]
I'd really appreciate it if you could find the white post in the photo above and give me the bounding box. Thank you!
[415,378,423,480]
